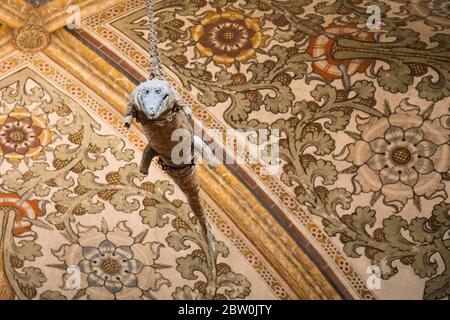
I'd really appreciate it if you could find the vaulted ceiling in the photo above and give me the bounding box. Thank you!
[0,0,449,300]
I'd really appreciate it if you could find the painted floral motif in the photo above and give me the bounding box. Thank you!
[189,9,269,67]
[54,221,170,300]
[0,193,47,300]
[346,100,449,206]
[307,24,375,82]
[0,107,53,164]
[428,0,450,17]
[0,193,45,237]
[406,0,450,28]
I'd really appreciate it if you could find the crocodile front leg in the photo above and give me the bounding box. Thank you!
[140,143,157,175]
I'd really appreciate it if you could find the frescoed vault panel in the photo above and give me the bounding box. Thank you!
[0,52,297,300]
[76,0,450,300]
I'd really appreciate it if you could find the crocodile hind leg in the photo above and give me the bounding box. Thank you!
[166,165,215,250]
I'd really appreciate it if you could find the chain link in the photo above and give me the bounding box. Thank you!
[146,0,164,80]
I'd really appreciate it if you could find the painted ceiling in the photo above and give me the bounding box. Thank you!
[0,0,449,300]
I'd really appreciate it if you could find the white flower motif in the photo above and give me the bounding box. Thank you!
[346,100,449,205]
[79,239,143,294]
[54,222,170,300]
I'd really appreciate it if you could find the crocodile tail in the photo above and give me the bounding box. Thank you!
[166,165,209,235]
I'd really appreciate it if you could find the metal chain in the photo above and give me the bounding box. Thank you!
[146,0,164,80]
